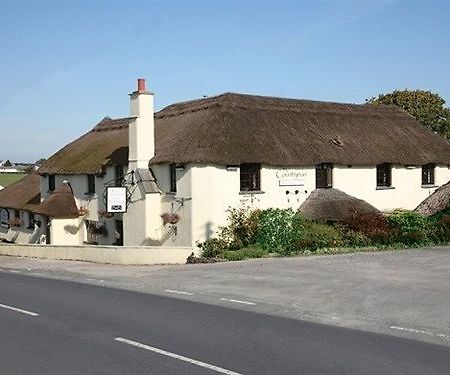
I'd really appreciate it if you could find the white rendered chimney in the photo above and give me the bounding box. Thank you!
[128,78,154,169]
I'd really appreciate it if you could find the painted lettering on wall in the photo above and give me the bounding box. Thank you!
[276,170,308,187]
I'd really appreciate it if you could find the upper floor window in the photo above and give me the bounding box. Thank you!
[316,163,333,188]
[115,165,125,187]
[169,164,177,193]
[48,175,55,192]
[240,163,261,192]
[0,208,9,227]
[422,164,435,186]
[87,174,96,195]
[376,163,392,187]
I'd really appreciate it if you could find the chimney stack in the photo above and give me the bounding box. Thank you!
[137,78,146,92]
[128,78,154,170]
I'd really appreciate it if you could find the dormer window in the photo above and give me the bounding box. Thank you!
[422,164,435,186]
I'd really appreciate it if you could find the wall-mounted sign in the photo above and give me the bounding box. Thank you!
[276,170,308,179]
[279,179,305,187]
[106,187,127,213]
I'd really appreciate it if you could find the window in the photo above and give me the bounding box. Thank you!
[0,209,9,227]
[115,165,124,187]
[27,212,35,229]
[48,175,55,192]
[376,163,392,187]
[316,163,333,188]
[169,164,177,193]
[87,174,96,194]
[240,163,261,191]
[422,164,435,186]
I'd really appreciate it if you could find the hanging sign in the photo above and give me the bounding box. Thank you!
[106,187,127,213]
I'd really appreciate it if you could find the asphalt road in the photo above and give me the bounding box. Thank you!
[0,271,449,374]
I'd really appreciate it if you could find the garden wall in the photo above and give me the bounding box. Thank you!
[0,243,195,265]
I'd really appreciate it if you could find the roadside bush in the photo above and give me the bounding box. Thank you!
[255,208,304,254]
[343,211,393,244]
[342,228,371,247]
[294,221,345,252]
[197,238,228,258]
[386,211,431,245]
[428,214,450,243]
[223,246,268,261]
[218,207,260,250]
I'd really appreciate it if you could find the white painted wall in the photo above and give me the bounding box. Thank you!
[37,162,450,249]
[184,163,450,245]
[39,166,123,246]
[333,164,450,211]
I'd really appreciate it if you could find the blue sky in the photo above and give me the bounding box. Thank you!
[1,0,449,162]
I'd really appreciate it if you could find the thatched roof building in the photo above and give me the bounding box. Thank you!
[38,93,450,175]
[299,188,380,222]
[34,182,79,218]
[0,173,40,212]
[415,182,450,216]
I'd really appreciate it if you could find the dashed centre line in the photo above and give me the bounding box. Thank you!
[115,337,242,375]
[0,303,39,316]
[165,289,194,295]
[220,298,256,306]
[390,326,450,339]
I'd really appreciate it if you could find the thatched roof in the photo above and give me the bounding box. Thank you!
[38,117,130,175]
[415,182,450,216]
[34,182,79,218]
[39,93,450,174]
[0,173,40,212]
[299,188,380,222]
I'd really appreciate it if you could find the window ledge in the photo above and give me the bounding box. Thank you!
[84,193,97,197]
[421,184,438,189]
[165,192,177,195]
[239,190,265,195]
[376,186,395,190]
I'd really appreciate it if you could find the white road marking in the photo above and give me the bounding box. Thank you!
[57,276,73,279]
[31,272,45,276]
[115,337,242,375]
[220,298,256,306]
[165,289,194,296]
[8,270,21,273]
[390,326,450,339]
[0,303,39,316]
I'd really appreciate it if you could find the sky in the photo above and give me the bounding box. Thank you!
[1,0,449,163]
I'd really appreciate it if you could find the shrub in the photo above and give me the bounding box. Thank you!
[386,211,430,245]
[223,246,268,261]
[295,221,345,252]
[343,211,393,244]
[218,207,260,250]
[255,208,304,254]
[197,238,228,258]
[428,214,450,243]
[342,228,371,247]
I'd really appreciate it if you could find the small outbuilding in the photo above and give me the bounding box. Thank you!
[415,181,450,216]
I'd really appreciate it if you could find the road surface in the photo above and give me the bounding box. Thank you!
[0,271,449,374]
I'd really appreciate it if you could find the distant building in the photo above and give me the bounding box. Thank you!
[1,78,450,248]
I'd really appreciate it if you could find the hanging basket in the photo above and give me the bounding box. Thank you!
[161,213,180,225]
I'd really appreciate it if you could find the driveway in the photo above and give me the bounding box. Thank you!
[1,247,449,345]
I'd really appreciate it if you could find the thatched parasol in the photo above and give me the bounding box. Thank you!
[415,181,450,216]
[299,188,380,222]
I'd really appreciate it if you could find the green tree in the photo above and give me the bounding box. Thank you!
[367,90,450,140]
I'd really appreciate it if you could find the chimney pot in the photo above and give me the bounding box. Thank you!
[137,78,146,92]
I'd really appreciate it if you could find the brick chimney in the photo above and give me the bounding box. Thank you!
[128,78,154,169]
